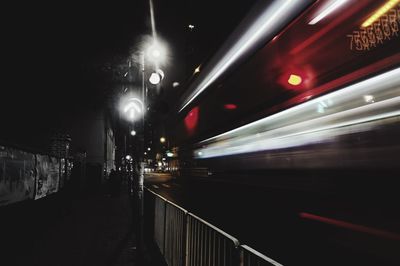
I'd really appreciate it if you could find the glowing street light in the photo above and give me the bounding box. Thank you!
[145,40,168,65]
[149,69,165,85]
[149,73,161,84]
[130,130,136,136]
[160,137,166,143]
[120,95,144,122]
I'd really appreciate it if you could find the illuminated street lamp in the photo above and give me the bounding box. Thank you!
[120,95,144,122]
[130,130,136,136]
[145,40,168,65]
[160,137,166,143]
[149,69,165,85]
[131,35,169,263]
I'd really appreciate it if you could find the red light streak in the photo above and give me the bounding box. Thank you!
[224,104,237,110]
[184,106,199,134]
[299,212,400,241]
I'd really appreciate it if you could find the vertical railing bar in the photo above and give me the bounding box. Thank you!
[193,218,196,266]
[198,222,201,266]
[205,225,208,266]
[175,210,178,266]
[217,235,220,266]
[185,215,190,266]
[195,219,198,266]
[200,222,203,266]
[213,231,216,266]
[177,210,180,266]
[163,200,167,255]
[173,208,176,265]
[208,228,211,266]
[223,238,226,266]
[165,204,169,262]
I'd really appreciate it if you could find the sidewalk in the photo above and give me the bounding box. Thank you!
[27,190,137,266]
[0,186,154,266]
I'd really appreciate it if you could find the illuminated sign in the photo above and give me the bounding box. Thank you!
[347,5,399,51]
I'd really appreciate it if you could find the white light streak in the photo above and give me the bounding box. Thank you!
[179,0,309,112]
[308,0,349,25]
[179,0,311,112]
[195,68,400,158]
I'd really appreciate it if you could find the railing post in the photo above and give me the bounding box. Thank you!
[163,199,167,256]
[182,212,188,266]
[234,246,241,266]
[239,247,244,266]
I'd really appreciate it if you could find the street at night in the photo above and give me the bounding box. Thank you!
[1,0,400,265]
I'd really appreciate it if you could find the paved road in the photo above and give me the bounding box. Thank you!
[144,173,400,266]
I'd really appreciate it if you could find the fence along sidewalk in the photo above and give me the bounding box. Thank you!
[146,188,283,266]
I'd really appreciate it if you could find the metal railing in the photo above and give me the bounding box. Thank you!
[146,188,283,266]
[186,213,239,266]
[240,245,283,266]
[154,194,166,253]
[165,200,187,266]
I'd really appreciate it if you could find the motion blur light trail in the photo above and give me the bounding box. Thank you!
[195,68,400,158]
[308,0,349,25]
[361,0,400,27]
[179,0,313,112]
[299,212,400,241]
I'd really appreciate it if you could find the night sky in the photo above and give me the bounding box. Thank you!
[1,0,258,150]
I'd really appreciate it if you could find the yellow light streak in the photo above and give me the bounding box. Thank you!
[361,0,400,28]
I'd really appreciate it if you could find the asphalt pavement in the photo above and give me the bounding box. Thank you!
[144,172,400,266]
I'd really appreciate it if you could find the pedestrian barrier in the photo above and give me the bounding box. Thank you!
[154,194,166,253]
[146,188,283,266]
[186,213,239,266]
[165,200,187,266]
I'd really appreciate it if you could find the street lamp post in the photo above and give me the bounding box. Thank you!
[122,37,167,263]
[137,43,165,262]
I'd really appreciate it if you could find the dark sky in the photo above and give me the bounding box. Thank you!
[1,0,258,149]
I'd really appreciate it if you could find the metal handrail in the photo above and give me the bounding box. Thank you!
[147,188,169,202]
[240,245,283,266]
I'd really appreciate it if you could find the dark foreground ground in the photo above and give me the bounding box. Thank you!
[0,184,165,266]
